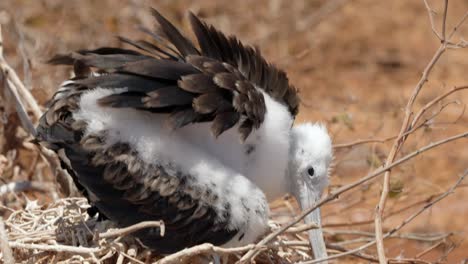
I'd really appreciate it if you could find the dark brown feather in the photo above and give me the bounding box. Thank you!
[188,13,299,115]
[117,59,199,80]
[193,93,231,114]
[166,108,200,129]
[178,74,218,94]
[213,73,237,90]
[188,12,222,59]
[73,60,91,78]
[211,112,240,138]
[144,86,194,108]
[151,8,199,56]
[238,119,254,142]
[98,93,145,108]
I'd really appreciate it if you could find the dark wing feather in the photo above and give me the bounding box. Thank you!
[117,59,199,80]
[143,86,194,108]
[188,12,299,115]
[150,8,199,56]
[47,9,297,139]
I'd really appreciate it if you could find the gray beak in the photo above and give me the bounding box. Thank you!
[298,184,328,263]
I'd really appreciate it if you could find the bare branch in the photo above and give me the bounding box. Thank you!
[0,218,14,264]
[415,240,445,258]
[9,241,102,255]
[333,135,396,149]
[410,85,468,129]
[423,0,443,40]
[448,11,468,40]
[99,221,165,240]
[441,0,449,41]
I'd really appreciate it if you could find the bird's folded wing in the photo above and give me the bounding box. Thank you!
[38,122,239,253]
[47,9,299,141]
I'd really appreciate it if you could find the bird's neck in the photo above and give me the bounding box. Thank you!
[244,94,293,201]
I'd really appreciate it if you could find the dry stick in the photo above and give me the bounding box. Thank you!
[441,0,449,41]
[436,241,458,263]
[447,11,468,40]
[158,240,312,264]
[0,25,42,121]
[285,222,319,233]
[410,85,468,129]
[333,87,466,151]
[415,240,445,259]
[333,135,397,149]
[324,191,441,228]
[334,85,468,150]
[0,218,14,264]
[373,1,457,262]
[324,230,452,242]
[158,243,258,264]
[326,244,379,263]
[99,221,165,239]
[8,241,102,255]
[238,132,468,263]
[423,0,443,40]
[298,169,467,264]
[2,75,36,135]
[326,244,432,264]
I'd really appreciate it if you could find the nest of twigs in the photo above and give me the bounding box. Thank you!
[2,197,322,264]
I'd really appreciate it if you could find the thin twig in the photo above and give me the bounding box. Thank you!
[99,221,165,239]
[410,85,468,129]
[441,0,449,41]
[0,24,42,121]
[324,192,441,228]
[284,222,319,233]
[415,240,445,258]
[333,135,396,149]
[158,243,255,264]
[8,241,102,254]
[423,0,443,40]
[0,218,14,264]
[447,11,468,40]
[327,244,432,264]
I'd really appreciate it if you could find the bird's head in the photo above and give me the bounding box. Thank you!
[288,122,333,260]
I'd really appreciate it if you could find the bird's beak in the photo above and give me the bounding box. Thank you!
[298,184,328,263]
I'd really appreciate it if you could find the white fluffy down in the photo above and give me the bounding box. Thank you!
[73,87,296,246]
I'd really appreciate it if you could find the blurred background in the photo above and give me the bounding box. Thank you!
[0,0,467,262]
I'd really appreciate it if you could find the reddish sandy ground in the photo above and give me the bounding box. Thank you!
[1,0,467,263]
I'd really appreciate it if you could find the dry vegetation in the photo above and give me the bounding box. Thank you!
[0,0,467,263]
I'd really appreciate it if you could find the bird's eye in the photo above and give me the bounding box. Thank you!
[307,167,315,177]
